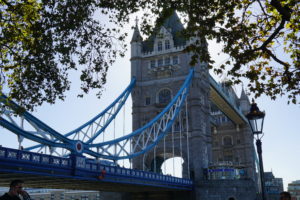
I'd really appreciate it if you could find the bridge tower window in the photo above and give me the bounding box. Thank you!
[158,41,163,51]
[173,55,179,64]
[158,59,163,67]
[165,40,170,49]
[158,89,171,104]
[165,57,170,65]
[145,97,151,105]
[150,60,156,68]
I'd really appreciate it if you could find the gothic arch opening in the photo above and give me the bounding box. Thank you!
[157,88,172,104]
[161,157,184,178]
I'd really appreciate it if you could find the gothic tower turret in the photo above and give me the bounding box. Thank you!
[130,19,143,79]
[239,87,250,113]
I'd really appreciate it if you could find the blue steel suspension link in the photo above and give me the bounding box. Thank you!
[0,69,193,159]
[0,78,136,155]
[86,68,194,160]
[0,95,72,145]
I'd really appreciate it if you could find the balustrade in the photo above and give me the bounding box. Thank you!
[0,146,193,187]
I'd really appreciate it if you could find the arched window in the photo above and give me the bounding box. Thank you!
[158,41,163,51]
[158,89,171,104]
[165,40,170,49]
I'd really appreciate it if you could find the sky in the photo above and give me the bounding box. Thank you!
[0,13,299,191]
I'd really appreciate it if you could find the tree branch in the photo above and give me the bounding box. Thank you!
[250,0,293,66]
[264,47,289,67]
[270,0,292,21]
[254,18,286,52]
[256,0,269,17]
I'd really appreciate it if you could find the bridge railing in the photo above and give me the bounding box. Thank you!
[0,146,71,169]
[0,146,193,189]
[96,164,192,185]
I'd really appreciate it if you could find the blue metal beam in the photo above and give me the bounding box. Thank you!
[24,77,135,151]
[0,146,193,191]
[86,69,194,160]
[0,117,70,149]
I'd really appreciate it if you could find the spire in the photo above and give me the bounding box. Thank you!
[240,86,249,101]
[131,17,143,43]
[239,85,250,113]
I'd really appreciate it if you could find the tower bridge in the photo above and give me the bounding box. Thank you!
[0,11,258,200]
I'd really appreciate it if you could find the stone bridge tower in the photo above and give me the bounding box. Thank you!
[130,12,211,181]
[129,11,257,200]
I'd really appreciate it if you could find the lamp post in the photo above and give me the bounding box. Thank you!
[246,100,266,200]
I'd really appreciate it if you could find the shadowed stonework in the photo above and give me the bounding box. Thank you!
[129,11,257,200]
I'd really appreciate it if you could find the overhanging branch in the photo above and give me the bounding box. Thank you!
[250,0,293,66]
[264,47,289,67]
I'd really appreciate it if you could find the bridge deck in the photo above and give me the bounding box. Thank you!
[0,146,192,192]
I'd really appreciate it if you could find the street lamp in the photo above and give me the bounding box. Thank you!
[246,100,266,200]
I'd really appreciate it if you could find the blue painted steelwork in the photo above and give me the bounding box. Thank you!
[209,75,248,123]
[1,69,244,162]
[24,78,136,152]
[0,78,136,156]
[0,146,193,190]
[0,67,254,191]
[66,77,135,144]
[0,95,73,145]
[0,69,193,160]
[88,68,194,160]
[0,117,70,149]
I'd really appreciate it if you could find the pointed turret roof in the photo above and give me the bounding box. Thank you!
[162,11,185,39]
[240,87,249,101]
[131,19,143,43]
[142,11,187,52]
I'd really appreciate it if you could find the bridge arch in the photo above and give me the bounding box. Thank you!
[161,157,184,177]
[142,145,190,178]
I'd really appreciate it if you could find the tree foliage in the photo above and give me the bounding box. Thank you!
[0,0,299,110]
[0,0,127,110]
[128,0,299,103]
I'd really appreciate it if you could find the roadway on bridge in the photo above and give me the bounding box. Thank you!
[0,147,192,192]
